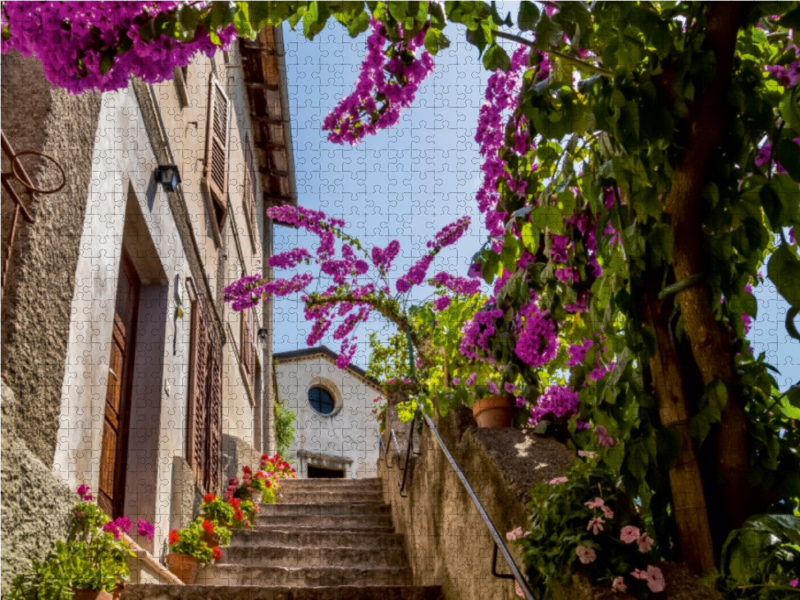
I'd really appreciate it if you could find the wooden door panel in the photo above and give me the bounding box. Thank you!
[99,250,139,517]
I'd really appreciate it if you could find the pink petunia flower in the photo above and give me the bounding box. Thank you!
[638,533,654,553]
[620,526,641,544]
[585,497,604,509]
[612,576,627,593]
[575,545,597,564]
[790,579,798,588]
[587,517,604,535]
[645,565,665,593]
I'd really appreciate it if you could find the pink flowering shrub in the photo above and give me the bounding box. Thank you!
[0,2,236,94]
[224,205,474,372]
[514,460,666,598]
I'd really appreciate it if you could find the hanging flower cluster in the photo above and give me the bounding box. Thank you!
[0,1,236,94]
[322,19,435,145]
[224,204,473,369]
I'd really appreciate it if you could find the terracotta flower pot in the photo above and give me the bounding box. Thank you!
[201,531,220,547]
[166,553,200,585]
[71,590,113,600]
[472,395,515,428]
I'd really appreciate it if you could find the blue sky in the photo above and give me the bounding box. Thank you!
[274,19,799,391]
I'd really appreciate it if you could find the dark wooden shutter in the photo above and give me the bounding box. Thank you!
[187,295,223,493]
[243,135,259,241]
[204,75,230,228]
[204,344,222,493]
[187,299,210,480]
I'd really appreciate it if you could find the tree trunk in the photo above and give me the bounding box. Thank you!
[663,3,751,530]
[638,272,716,574]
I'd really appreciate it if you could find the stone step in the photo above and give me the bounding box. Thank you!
[218,544,407,569]
[276,490,384,505]
[258,502,390,517]
[122,584,444,600]
[281,477,381,486]
[229,528,405,550]
[195,564,414,587]
[279,482,382,494]
[255,513,393,530]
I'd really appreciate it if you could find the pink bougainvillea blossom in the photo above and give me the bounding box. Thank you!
[1,2,236,94]
[322,19,434,145]
[529,385,579,426]
[76,484,93,501]
[595,425,616,447]
[514,311,558,367]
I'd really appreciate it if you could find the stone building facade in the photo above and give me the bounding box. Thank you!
[273,346,384,479]
[1,27,295,587]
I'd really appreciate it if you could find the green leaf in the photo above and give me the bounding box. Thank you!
[483,44,510,71]
[517,1,539,31]
[387,1,409,22]
[768,244,800,308]
[689,411,711,445]
[233,2,254,39]
[302,1,330,38]
[626,442,649,482]
[787,307,800,341]
[99,53,114,75]
[779,6,800,30]
[430,3,446,29]
[777,137,800,183]
[521,221,539,255]
[779,88,800,133]
[424,28,450,54]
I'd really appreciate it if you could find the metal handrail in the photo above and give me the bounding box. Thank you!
[376,429,391,470]
[397,413,417,497]
[422,414,538,600]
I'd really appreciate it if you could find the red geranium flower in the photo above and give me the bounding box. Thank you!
[229,497,241,509]
[233,509,244,522]
[202,520,214,534]
[243,466,252,474]
[203,493,215,503]
[212,546,222,560]
[168,530,180,545]
[265,480,272,488]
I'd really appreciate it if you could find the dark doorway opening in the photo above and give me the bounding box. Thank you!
[308,465,345,478]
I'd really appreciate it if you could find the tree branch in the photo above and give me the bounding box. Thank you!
[493,31,614,77]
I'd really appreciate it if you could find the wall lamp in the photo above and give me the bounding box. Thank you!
[155,164,181,192]
[257,328,269,348]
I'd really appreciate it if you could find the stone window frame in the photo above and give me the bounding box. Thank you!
[306,377,343,418]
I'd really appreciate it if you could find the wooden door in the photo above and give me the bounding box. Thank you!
[99,251,139,517]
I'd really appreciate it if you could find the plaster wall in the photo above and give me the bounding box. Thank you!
[151,43,266,454]
[275,355,383,478]
[52,84,191,556]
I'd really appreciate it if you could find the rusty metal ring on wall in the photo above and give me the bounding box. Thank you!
[8,150,66,194]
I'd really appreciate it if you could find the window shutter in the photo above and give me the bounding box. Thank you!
[204,75,230,227]
[243,136,259,243]
[204,344,222,493]
[187,299,210,480]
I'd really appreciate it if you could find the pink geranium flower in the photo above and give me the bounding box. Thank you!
[575,545,597,564]
[587,517,604,535]
[645,566,665,593]
[585,497,604,509]
[611,576,627,593]
[620,525,641,544]
[638,533,654,553]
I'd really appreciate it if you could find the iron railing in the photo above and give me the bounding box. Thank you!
[421,414,538,600]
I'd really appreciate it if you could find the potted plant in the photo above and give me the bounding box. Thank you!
[166,518,218,584]
[199,518,231,549]
[7,486,155,600]
[200,493,234,526]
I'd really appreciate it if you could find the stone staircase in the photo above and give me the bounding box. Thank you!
[122,478,443,600]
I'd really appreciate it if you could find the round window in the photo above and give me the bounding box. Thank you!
[308,386,335,415]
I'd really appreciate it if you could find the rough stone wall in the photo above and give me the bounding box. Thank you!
[378,408,576,600]
[0,50,103,466]
[1,384,76,593]
[222,433,264,490]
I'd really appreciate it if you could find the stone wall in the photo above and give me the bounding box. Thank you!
[222,434,264,489]
[378,407,575,600]
[379,408,725,600]
[0,384,76,593]
[1,51,103,466]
